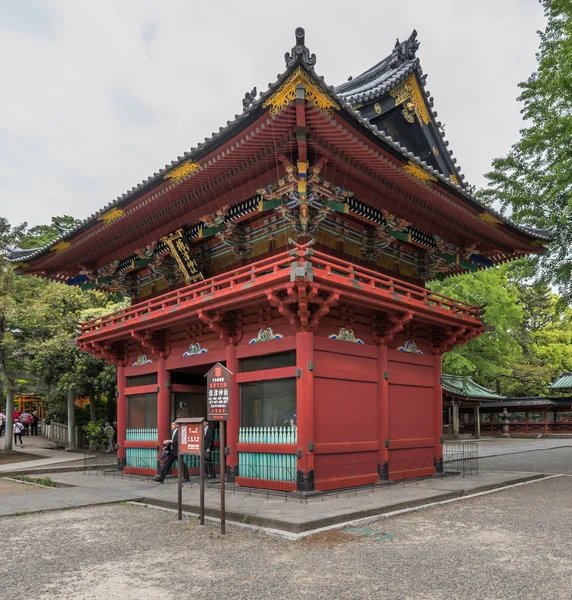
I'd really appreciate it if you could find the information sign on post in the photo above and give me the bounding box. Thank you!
[205,363,233,534]
[175,417,205,525]
[206,363,231,421]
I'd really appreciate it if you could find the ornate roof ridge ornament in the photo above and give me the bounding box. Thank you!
[389,29,420,69]
[285,27,316,69]
[242,87,257,110]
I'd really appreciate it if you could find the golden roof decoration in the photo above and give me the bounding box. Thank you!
[449,174,459,185]
[390,74,431,126]
[97,208,124,224]
[478,213,502,228]
[262,67,340,118]
[164,161,201,184]
[402,161,437,184]
[50,241,71,253]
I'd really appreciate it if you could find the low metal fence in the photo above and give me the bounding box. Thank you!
[442,442,479,476]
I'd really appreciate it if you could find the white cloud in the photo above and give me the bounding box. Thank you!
[0,0,545,228]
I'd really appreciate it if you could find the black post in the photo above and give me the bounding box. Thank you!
[177,449,183,521]
[220,420,226,535]
[199,432,205,526]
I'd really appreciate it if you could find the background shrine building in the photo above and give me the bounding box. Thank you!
[8,28,550,491]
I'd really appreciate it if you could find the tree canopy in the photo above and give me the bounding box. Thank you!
[482,0,572,298]
[0,218,121,423]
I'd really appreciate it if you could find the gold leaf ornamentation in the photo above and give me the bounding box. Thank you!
[50,241,71,253]
[262,67,340,117]
[402,162,437,184]
[478,213,502,228]
[97,208,124,224]
[449,174,459,185]
[390,74,431,125]
[164,161,201,184]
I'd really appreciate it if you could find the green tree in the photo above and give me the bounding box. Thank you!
[430,267,524,389]
[482,0,572,298]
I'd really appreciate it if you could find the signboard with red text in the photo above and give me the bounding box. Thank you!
[206,363,232,421]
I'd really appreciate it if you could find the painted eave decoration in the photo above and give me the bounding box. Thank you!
[133,354,152,366]
[398,340,423,355]
[329,327,364,344]
[183,343,208,357]
[249,327,284,344]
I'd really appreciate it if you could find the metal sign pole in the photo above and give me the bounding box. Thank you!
[220,420,226,535]
[199,427,205,525]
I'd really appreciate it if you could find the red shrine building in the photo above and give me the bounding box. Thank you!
[8,29,550,491]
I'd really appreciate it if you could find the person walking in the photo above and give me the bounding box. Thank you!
[13,421,25,448]
[204,420,215,479]
[154,422,189,483]
[0,410,5,437]
[19,412,31,436]
[31,411,39,436]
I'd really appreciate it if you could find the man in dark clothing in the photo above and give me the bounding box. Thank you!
[154,421,189,483]
[204,420,216,479]
[30,411,39,436]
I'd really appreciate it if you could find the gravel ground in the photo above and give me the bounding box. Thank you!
[1,475,572,600]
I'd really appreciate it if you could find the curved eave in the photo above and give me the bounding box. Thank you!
[7,63,309,268]
[331,96,552,246]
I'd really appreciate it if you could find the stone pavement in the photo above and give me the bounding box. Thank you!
[0,468,546,532]
[1,438,568,532]
[0,434,90,474]
[460,437,572,457]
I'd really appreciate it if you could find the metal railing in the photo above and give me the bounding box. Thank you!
[238,427,297,444]
[442,442,479,476]
[79,245,481,336]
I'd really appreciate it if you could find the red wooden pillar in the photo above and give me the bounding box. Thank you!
[377,345,389,480]
[226,343,239,479]
[117,364,127,469]
[433,354,443,472]
[296,331,314,491]
[157,357,171,446]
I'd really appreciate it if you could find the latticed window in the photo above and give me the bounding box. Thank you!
[239,351,296,373]
[127,393,157,429]
[240,379,296,428]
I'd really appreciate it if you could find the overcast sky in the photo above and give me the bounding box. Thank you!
[0,0,545,229]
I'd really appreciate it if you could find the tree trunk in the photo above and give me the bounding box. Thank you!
[4,386,14,451]
[89,390,97,422]
[67,387,76,449]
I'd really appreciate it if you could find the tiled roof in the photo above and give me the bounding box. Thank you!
[7,27,553,265]
[441,374,504,401]
[549,372,572,390]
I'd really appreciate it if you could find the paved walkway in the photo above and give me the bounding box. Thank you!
[1,438,569,532]
[0,469,545,531]
[0,435,90,474]
[462,437,572,457]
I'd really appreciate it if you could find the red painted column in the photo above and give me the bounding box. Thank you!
[378,345,389,480]
[157,357,171,446]
[296,331,315,491]
[226,343,239,479]
[116,364,127,469]
[433,354,443,472]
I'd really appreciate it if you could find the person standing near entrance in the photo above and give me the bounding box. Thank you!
[204,420,215,479]
[30,411,39,436]
[154,421,189,483]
